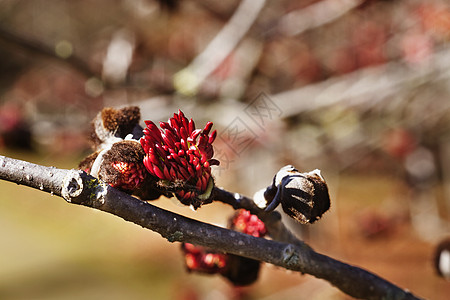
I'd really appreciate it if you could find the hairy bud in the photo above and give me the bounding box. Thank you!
[79,106,162,200]
[89,106,143,150]
[264,165,330,224]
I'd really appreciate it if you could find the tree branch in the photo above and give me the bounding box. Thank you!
[0,155,421,300]
[278,0,363,36]
[211,186,303,246]
[173,0,266,95]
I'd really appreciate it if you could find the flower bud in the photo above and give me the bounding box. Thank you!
[229,209,267,238]
[141,110,219,209]
[79,140,162,200]
[181,243,227,274]
[88,106,142,150]
[264,165,330,224]
[222,209,266,286]
[79,106,163,201]
[180,210,265,286]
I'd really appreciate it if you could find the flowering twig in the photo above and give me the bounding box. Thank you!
[0,154,422,300]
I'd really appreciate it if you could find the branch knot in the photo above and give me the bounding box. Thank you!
[62,169,84,201]
[62,169,107,207]
[282,244,300,267]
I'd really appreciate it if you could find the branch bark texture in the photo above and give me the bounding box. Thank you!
[0,155,421,300]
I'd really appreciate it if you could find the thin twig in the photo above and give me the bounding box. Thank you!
[278,0,363,36]
[0,155,422,300]
[212,186,303,246]
[272,47,450,118]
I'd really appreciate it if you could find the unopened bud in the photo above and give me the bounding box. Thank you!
[264,165,330,224]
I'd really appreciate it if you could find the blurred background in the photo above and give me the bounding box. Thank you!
[0,0,449,299]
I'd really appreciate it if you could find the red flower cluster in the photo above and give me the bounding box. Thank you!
[181,210,266,286]
[110,160,147,191]
[230,209,267,238]
[140,110,219,206]
[182,243,227,274]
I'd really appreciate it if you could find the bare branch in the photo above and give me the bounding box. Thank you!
[173,0,266,95]
[0,155,422,300]
[278,0,363,36]
[272,47,450,118]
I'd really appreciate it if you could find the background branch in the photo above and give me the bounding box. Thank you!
[0,155,421,300]
[278,0,363,36]
[173,0,266,95]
